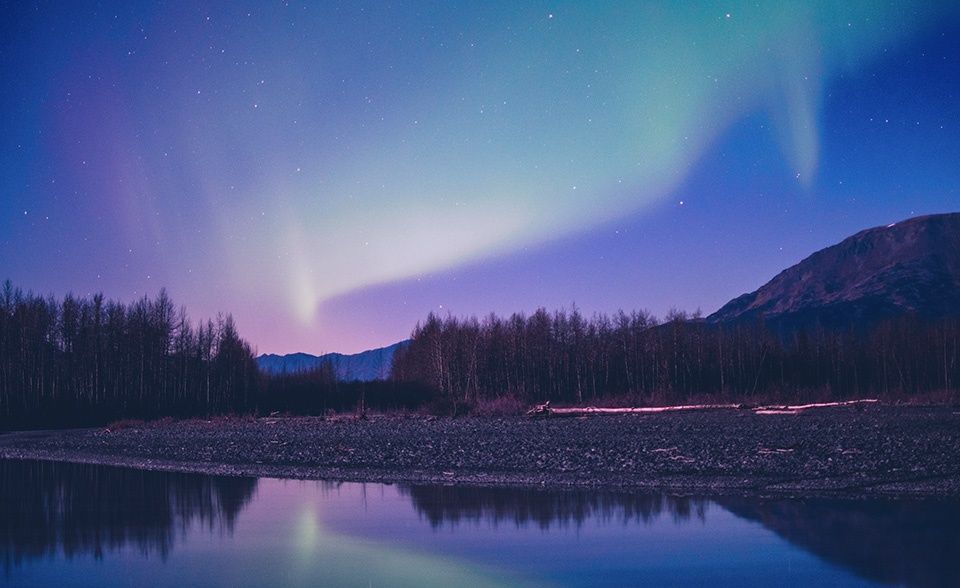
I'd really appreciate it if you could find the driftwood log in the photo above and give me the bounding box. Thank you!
[526,398,879,418]
[750,398,879,415]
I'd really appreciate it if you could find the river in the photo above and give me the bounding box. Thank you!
[1,459,956,587]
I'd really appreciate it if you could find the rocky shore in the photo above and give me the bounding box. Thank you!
[1,404,958,496]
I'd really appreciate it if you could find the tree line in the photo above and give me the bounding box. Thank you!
[391,308,960,407]
[4,276,957,427]
[0,280,432,428]
[0,281,259,428]
[261,366,432,415]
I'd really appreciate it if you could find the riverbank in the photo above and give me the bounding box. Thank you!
[1,404,958,496]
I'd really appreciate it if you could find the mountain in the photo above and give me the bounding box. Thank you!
[709,213,960,329]
[260,214,959,380]
[257,341,408,381]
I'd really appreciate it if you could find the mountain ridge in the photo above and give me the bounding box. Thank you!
[257,341,408,381]
[708,212,960,328]
[260,213,960,381]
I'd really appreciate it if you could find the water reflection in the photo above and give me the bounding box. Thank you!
[1,459,958,587]
[721,497,960,588]
[400,485,707,529]
[0,460,256,569]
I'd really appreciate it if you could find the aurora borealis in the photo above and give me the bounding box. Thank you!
[2,1,959,354]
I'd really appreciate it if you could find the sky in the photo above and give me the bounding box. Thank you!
[1,1,959,355]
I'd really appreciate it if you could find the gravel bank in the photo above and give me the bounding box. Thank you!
[1,405,958,496]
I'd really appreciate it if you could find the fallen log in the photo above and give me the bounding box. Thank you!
[752,398,879,415]
[526,402,741,417]
[526,398,880,418]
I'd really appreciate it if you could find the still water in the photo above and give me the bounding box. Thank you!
[1,459,957,587]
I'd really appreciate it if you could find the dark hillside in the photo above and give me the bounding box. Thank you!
[710,213,960,330]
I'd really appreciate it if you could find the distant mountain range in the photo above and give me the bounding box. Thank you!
[260,213,960,380]
[709,213,960,330]
[257,341,408,381]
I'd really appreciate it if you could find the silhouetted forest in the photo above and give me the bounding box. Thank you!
[391,308,960,406]
[4,277,959,428]
[261,366,432,415]
[0,281,433,428]
[0,281,259,428]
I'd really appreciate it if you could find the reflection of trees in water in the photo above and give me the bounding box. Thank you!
[0,460,257,570]
[400,485,960,586]
[400,485,708,529]
[719,497,960,588]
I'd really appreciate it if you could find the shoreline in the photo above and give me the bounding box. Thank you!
[2,405,959,498]
[1,448,957,499]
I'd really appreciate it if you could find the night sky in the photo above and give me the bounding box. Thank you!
[2,1,959,354]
